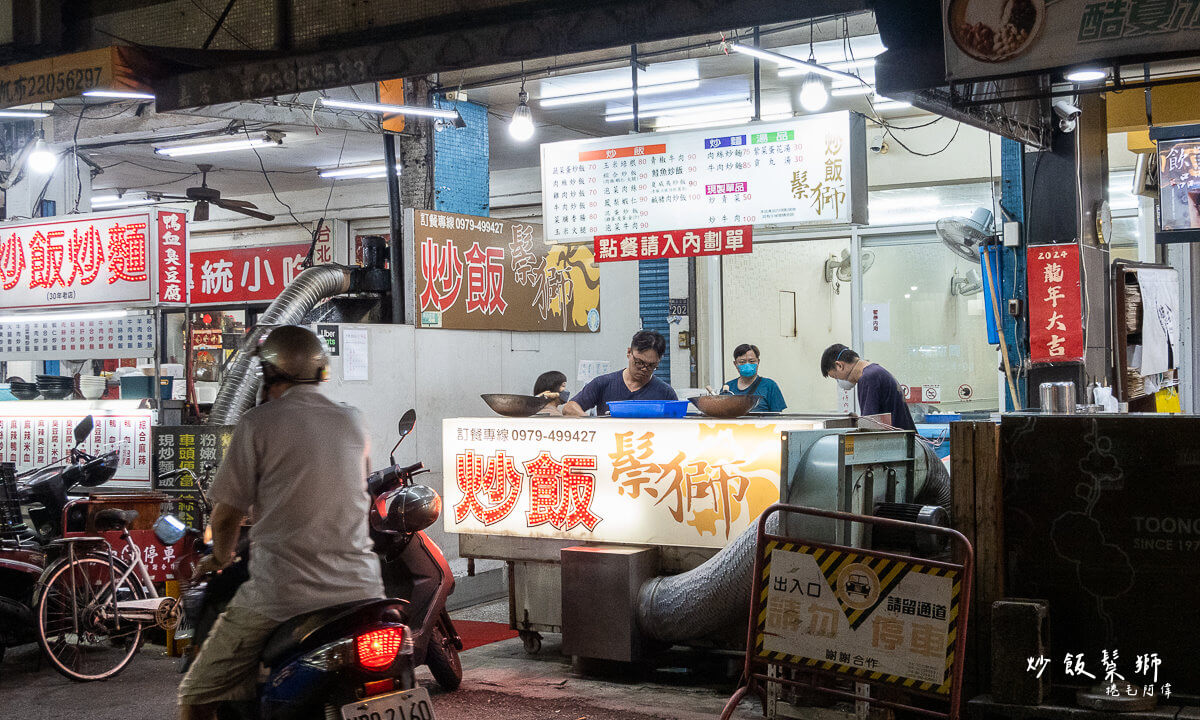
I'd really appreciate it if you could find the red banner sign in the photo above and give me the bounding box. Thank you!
[1027,244,1084,364]
[155,211,187,305]
[0,212,162,311]
[593,225,752,262]
[189,243,310,305]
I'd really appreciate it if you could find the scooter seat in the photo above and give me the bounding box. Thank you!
[261,598,408,667]
[94,509,139,531]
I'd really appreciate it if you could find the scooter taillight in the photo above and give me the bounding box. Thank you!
[356,627,404,670]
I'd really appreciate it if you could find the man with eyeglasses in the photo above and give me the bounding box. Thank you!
[563,330,677,416]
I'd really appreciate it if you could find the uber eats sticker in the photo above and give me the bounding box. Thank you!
[756,543,959,695]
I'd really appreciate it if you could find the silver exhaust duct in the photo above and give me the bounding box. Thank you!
[635,437,949,644]
[207,265,354,425]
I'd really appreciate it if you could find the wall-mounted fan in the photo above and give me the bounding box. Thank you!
[157,164,275,221]
[950,268,982,296]
[935,207,995,261]
[823,249,875,283]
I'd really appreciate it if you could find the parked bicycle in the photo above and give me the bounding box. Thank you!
[33,484,191,681]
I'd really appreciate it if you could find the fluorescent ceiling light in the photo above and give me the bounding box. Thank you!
[318,97,459,120]
[728,43,862,84]
[155,135,282,157]
[832,86,874,97]
[779,58,876,77]
[1065,67,1107,83]
[539,80,701,108]
[0,309,133,323]
[83,89,155,100]
[604,93,750,119]
[607,99,752,123]
[0,109,50,118]
[318,163,402,179]
[873,99,912,111]
[92,194,157,208]
[654,116,752,132]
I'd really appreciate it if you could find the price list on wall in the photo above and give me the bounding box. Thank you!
[0,315,155,360]
[0,411,154,483]
[540,112,865,242]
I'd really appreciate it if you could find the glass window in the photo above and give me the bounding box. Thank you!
[722,237,852,413]
[861,235,999,411]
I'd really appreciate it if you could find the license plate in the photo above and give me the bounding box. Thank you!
[341,686,435,720]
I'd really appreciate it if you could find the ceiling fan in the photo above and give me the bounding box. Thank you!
[158,164,275,221]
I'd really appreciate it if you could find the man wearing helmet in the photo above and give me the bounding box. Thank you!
[179,326,384,720]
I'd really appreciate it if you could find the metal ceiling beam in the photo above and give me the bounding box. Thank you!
[153,0,866,111]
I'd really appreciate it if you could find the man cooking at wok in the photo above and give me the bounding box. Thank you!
[562,330,677,416]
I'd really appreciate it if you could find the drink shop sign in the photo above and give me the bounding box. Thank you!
[411,209,601,333]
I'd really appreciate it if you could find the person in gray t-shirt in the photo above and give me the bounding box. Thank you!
[180,326,383,720]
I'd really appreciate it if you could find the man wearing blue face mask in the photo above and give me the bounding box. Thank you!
[723,344,787,412]
[820,343,915,431]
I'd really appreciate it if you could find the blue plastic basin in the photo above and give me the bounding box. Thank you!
[607,400,689,418]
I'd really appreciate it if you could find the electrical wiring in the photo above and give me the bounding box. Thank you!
[883,121,962,157]
[242,123,310,233]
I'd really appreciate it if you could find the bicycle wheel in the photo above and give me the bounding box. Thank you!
[36,553,146,681]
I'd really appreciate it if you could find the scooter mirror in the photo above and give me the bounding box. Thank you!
[397,409,416,439]
[390,409,417,466]
[74,415,94,446]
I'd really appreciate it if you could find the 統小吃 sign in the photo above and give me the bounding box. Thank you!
[593,225,752,262]
[443,416,823,548]
[1027,244,1083,364]
[540,112,865,241]
[189,242,315,305]
[757,542,959,695]
[412,209,601,333]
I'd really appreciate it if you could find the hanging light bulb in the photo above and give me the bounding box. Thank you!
[799,74,829,112]
[510,88,534,141]
[27,138,58,175]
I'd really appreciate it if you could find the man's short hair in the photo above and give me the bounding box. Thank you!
[732,343,760,361]
[820,343,859,377]
[630,330,667,358]
[533,370,566,396]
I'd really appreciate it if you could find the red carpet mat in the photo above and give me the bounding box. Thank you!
[454,620,519,651]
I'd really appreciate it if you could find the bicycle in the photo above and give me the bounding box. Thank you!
[33,500,188,681]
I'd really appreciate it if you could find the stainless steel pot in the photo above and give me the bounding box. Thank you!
[1039,382,1076,414]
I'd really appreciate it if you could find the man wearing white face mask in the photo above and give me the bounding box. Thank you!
[820,343,915,431]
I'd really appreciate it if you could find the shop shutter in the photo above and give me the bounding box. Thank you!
[638,259,670,384]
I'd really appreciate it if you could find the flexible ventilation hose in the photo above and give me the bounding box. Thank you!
[207,265,354,425]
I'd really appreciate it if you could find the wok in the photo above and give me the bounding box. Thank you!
[689,394,762,418]
[481,393,551,417]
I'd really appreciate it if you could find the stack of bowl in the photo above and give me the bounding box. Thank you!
[79,376,107,400]
[36,375,75,400]
[9,381,39,400]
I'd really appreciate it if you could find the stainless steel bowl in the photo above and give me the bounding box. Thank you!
[688,394,762,418]
[481,393,551,417]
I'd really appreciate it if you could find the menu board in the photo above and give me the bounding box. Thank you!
[0,408,154,483]
[152,425,234,494]
[0,315,155,360]
[540,112,865,242]
[411,209,600,333]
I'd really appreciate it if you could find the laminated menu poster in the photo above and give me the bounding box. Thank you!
[540,111,865,242]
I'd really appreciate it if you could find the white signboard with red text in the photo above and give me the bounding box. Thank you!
[189,242,316,305]
[541,112,865,242]
[0,403,155,484]
[0,210,187,311]
[443,416,823,548]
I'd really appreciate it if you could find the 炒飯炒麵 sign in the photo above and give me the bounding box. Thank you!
[410,209,600,332]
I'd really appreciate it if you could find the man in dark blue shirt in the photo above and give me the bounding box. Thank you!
[563,330,677,416]
[820,343,915,431]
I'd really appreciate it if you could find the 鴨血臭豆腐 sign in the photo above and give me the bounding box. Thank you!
[411,209,600,333]
[0,210,187,311]
[540,112,865,241]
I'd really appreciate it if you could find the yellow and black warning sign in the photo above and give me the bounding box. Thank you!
[754,540,960,697]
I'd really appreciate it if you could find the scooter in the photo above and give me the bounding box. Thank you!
[177,411,457,719]
[0,415,117,660]
[367,409,464,691]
